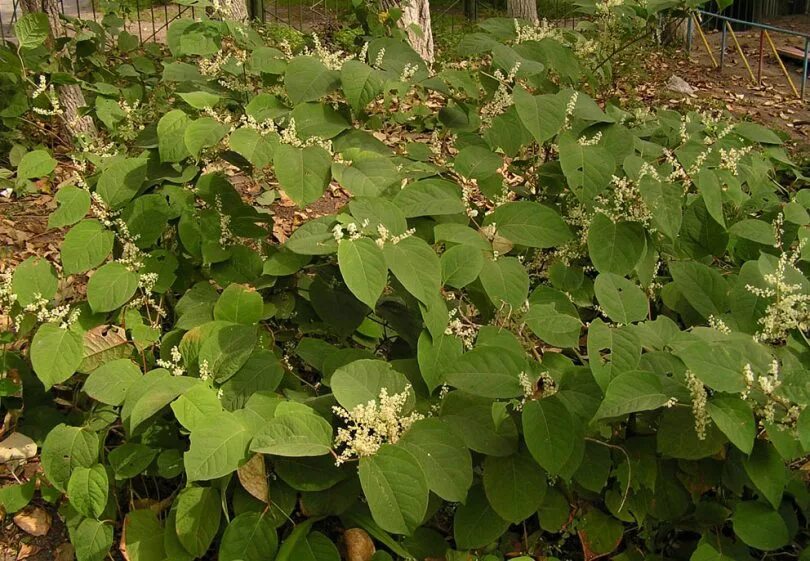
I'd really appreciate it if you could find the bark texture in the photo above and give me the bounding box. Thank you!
[21,0,97,139]
[226,0,251,22]
[380,0,435,63]
[507,0,538,25]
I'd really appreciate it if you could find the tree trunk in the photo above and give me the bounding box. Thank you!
[507,0,538,24]
[226,0,250,21]
[380,0,435,63]
[21,0,97,139]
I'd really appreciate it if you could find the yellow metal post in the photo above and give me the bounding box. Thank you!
[725,21,757,84]
[693,14,719,68]
[764,30,800,98]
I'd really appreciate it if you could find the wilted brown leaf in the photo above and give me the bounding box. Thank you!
[343,528,375,561]
[13,506,51,537]
[237,454,268,503]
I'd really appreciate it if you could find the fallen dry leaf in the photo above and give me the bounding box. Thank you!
[0,433,37,464]
[13,506,51,537]
[16,543,39,561]
[343,528,375,561]
[54,543,74,561]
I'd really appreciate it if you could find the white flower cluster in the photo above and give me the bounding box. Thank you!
[31,75,63,117]
[514,19,562,44]
[480,63,520,128]
[719,146,752,175]
[332,385,423,465]
[593,175,653,227]
[741,360,802,429]
[400,63,419,82]
[707,315,731,334]
[746,234,809,343]
[278,118,333,152]
[303,33,368,71]
[129,273,166,326]
[0,271,17,316]
[156,346,186,377]
[215,196,236,249]
[563,92,578,130]
[444,308,478,349]
[374,224,415,248]
[685,370,709,440]
[199,359,212,382]
[16,292,79,331]
[577,131,602,146]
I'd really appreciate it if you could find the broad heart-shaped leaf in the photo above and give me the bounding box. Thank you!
[453,485,510,550]
[174,486,222,557]
[417,331,464,392]
[61,219,114,275]
[331,359,411,410]
[332,158,400,197]
[74,519,114,561]
[96,157,148,210]
[274,144,332,207]
[185,410,251,481]
[441,244,485,289]
[14,13,50,49]
[479,256,530,311]
[87,262,139,313]
[524,302,582,349]
[484,201,572,248]
[123,510,166,561]
[338,237,388,310]
[594,370,668,420]
[559,134,616,204]
[108,443,158,480]
[513,86,566,144]
[657,407,727,460]
[668,260,729,319]
[30,323,84,389]
[358,445,428,535]
[122,369,198,435]
[444,346,524,398]
[383,237,442,305]
[393,179,465,217]
[184,117,227,158]
[12,256,57,307]
[67,464,108,519]
[743,441,786,509]
[198,323,257,382]
[290,102,350,140]
[441,391,518,456]
[214,284,264,325]
[285,56,340,104]
[672,338,747,393]
[523,396,582,477]
[48,185,91,229]
[41,424,99,492]
[17,149,56,179]
[251,410,333,457]
[83,359,142,406]
[587,213,646,275]
[732,501,789,551]
[593,273,648,324]
[483,447,547,523]
[219,512,279,561]
[341,60,383,111]
[158,109,191,163]
[229,127,273,169]
[285,529,341,561]
[398,418,473,502]
[708,396,755,454]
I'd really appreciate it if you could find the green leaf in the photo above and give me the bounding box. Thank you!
[122,369,197,434]
[198,323,257,382]
[290,102,350,139]
[657,407,726,460]
[669,261,729,319]
[444,346,524,398]
[17,150,56,179]
[479,256,530,311]
[524,302,582,349]
[338,237,388,310]
[593,273,648,324]
[108,443,157,480]
[359,445,428,535]
[74,519,113,561]
[341,60,383,111]
[285,56,339,104]
[743,441,785,509]
[732,501,789,551]
[522,396,582,477]
[484,201,572,248]
[219,513,279,561]
[708,396,755,454]
[287,531,340,561]
[513,87,566,144]
[250,410,333,457]
[12,256,57,307]
[83,359,142,406]
[123,510,166,561]
[41,424,99,491]
[175,486,222,557]
[383,237,441,305]
[332,359,411,409]
[441,391,518,456]
[417,331,463,392]
[185,411,251,481]
[14,13,50,49]
[158,110,192,163]
[594,370,668,419]
[67,464,108,519]
[398,418,473,502]
[483,447,547,523]
[441,244,484,289]
[87,262,139,313]
[274,144,332,207]
[0,480,35,514]
[48,186,92,229]
[672,338,746,393]
[172,385,223,432]
[579,509,623,556]
[184,117,227,158]
[61,220,114,275]
[178,91,221,109]
[453,485,510,549]
[733,122,782,144]
[214,284,264,325]
[587,213,646,275]
[393,179,464,217]
[229,128,273,169]
[96,157,148,209]
[30,323,84,389]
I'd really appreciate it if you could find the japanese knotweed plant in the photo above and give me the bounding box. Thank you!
[1,3,809,561]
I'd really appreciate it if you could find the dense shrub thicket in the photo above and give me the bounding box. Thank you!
[0,1,809,560]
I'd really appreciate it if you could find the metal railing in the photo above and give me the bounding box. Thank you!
[689,9,810,100]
